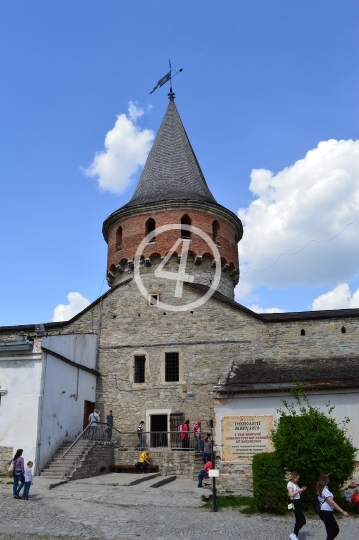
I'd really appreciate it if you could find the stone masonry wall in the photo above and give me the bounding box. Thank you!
[108,254,236,299]
[70,443,115,480]
[115,449,195,478]
[0,446,13,473]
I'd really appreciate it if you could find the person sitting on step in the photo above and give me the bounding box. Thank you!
[198,456,213,488]
[135,451,151,474]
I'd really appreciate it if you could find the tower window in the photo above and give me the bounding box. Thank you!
[341,326,346,334]
[116,226,123,250]
[149,294,159,306]
[165,352,179,382]
[145,218,156,242]
[300,329,306,336]
[134,356,146,383]
[212,220,220,245]
[181,215,191,239]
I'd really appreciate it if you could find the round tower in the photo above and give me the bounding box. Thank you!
[102,96,243,302]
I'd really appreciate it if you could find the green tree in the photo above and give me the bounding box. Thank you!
[252,452,288,513]
[271,384,357,507]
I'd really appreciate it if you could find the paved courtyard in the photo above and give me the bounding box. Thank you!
[0,473,358,539]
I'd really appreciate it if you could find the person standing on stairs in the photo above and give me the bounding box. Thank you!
[202,436,212,463]
[193,420,202,452]
[106,410,114,441]
[88,409,100,440]
[136,420,145,449]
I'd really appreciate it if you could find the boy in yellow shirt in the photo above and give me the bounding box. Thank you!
[135,451,150,473]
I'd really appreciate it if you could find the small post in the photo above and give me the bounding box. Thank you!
[209,418,218,512]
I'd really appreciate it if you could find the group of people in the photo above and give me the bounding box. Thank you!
[287,471,349,540]
[178,420,206,451]
[7,449,33,500]
[88,409,114,441]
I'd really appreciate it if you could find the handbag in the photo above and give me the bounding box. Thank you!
[7,461,14,473]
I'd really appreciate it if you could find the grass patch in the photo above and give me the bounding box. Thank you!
[201,494,258,514]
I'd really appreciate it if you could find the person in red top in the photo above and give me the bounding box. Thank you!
[198,456,213,487]
[180,419,190,450]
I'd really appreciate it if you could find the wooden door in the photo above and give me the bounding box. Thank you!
[83,400,95,429]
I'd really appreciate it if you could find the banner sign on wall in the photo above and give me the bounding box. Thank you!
[221,415,274,461]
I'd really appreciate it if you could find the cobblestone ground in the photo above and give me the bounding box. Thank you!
[0,474,358,540]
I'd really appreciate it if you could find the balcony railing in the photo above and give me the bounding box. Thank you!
[118,430,200,450]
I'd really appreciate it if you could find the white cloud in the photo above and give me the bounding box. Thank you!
[236,139,359,301]
[52,292,90,322]
[84,101,154,194]
[246,304,287,314]
[311,283,359,310]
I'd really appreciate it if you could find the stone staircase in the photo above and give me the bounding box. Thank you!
[42,439,116,481]
[41,440,93,479]
[193,452,205,480]
[41,441,74,479]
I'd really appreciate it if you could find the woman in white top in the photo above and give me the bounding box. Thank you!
[287,471,307,540]
[316,473,348,540]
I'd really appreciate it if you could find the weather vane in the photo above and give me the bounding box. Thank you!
[149,60,183,100]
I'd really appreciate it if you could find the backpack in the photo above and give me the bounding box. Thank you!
[178,424,183,432]
[311,495,326,514]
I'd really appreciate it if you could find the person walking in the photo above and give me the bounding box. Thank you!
[88,409,100,440]
[180,420,190,450]
[106,410,114,441]
[197,456,212,488]
[193,420,201,452]
[202,436,212,463]
[136,420,145,449]
[317,472,348,540]
[23,461,33,500]
[135,451,151,473]
[8,449,25,499]
[287,471,307,540]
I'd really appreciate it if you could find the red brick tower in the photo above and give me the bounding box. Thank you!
[102,94,243,300]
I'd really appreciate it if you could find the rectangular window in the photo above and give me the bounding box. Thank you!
[149,294,159,306]
[165,352,179,382]
[134,355,146,383]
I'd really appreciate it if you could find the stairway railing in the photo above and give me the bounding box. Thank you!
[61,422,122,478]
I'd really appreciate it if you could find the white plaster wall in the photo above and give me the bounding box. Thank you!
[215,391,359,460]
[0,354,42,466]
[42,334,97,369]
[38,334,97,471]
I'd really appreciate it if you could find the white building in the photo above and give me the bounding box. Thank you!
[0,332,98,474]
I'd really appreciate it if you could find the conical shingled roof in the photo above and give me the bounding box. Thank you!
[124,100,217,208]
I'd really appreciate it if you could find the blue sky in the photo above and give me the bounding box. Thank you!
[0,1,358,325]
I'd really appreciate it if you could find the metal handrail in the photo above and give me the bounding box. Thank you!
[63,423,91,458]
[63,422,122,457]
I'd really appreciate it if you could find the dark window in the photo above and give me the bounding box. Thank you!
[212,220,220,245]
[181,215,191,239]
[145,218,156,242]
[149,294,159,306]
[165,352,179,382]
[134,355,146,383]
[116,226,123,250]
[300,329,305,336]
[341,326,346,334]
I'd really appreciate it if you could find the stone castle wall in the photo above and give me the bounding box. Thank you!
[115,449,196,478]
[0,446,13,473]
